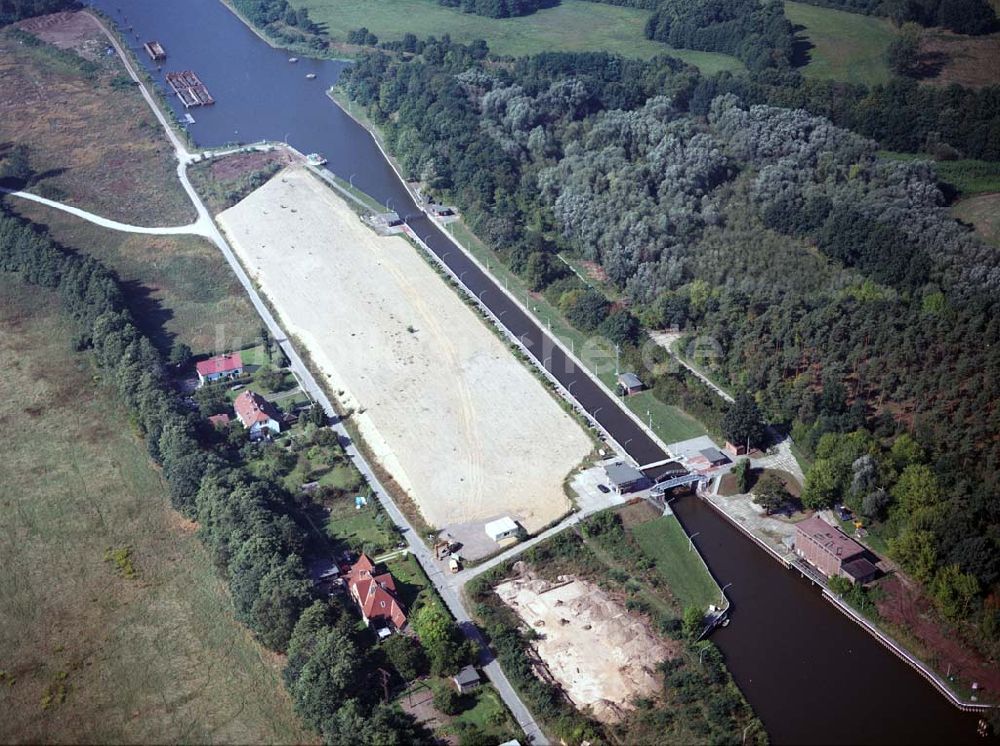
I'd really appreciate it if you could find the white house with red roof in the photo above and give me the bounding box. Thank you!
[346,554,407,633]
[233,390,281,440]
[195,351,244,386]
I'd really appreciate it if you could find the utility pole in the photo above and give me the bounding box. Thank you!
[615,343,620,376]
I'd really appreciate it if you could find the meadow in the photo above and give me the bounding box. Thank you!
[297,0,743,72]
[0,16,194,226]
[8,201,258,356]
[0,277,309,744]
[785,0,896,85]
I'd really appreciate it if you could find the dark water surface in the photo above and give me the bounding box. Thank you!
[85,1,984,741]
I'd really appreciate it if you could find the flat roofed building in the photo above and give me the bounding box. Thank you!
[485,516,520,543]
[699,446,730,466]
[603,461,648,494]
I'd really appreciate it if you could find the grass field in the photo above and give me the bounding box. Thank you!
[5,200,259,355]
[0,277,309,744]
[880,152,1000,195]
[631,515,720,611]
[785,0,896,85]
[953,193,1000,247]
[0,15,194,226]
[297,0,743,72]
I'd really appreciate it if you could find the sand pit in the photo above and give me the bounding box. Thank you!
[218,167,591,533]
[495,566,671,722]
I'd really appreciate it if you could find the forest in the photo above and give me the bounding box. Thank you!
[0,0,76,25]
[340,38,1000,648]
[0,207,484,744]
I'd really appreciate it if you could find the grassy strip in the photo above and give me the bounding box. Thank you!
[632,515,721,611]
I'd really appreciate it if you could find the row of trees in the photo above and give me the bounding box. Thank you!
[437,0,548,18]
[0,209,468,743]
[0,0,75,25]
[644,0,794,71]
[232,0,326,50]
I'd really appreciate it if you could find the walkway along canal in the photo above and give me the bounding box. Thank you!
[87,1,986,741]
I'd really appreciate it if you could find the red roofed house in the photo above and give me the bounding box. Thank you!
[794,515,878,585]
[196,351,244,386]
[346,554,407,633]
[233,390,281,440]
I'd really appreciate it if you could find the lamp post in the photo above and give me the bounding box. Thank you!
[688,531,701,551]
[721,582,734,604]
[349,173,355,188]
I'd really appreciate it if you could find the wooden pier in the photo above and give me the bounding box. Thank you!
[164,71,214,108]
[143,41,166,61]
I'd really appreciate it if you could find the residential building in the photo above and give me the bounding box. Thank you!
[233,390,281,440]
[794,515,878,584]
[604,461,648,494]
[485,516,520,543]
[617,372,645,396]
[345,554,407,632]
[196,351,244,386]
[453,665,481,694]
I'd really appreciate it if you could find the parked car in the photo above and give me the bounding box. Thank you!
[597,484,610,494]
[835,505,853,522]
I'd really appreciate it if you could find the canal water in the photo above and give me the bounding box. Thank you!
[86,1,984,741]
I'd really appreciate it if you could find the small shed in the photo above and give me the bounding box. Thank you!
[485,516,520,543]
[604,461,648,494]
[453,665,481,694]
[617,372,645,396]
[699,446,730,467]
[725,440,748,456]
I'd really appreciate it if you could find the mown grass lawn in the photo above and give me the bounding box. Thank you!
[326,493,399,553]
[298,0,743,71]
[631,515,720,611]
[785,0,896,85]
[0,277,308,744]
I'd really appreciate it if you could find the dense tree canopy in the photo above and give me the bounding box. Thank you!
[340,38,1000,642]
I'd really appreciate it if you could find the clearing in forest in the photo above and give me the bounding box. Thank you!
[217,166,592,535]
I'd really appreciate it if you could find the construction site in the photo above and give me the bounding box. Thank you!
[494,563,672,724]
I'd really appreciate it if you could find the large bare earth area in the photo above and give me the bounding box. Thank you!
[218,167,591,533]
[495,565,671,723]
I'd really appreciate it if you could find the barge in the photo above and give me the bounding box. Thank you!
[143,40,166,61]
[164,71,214,108]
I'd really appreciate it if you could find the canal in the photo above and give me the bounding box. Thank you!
[86,1,984,741]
